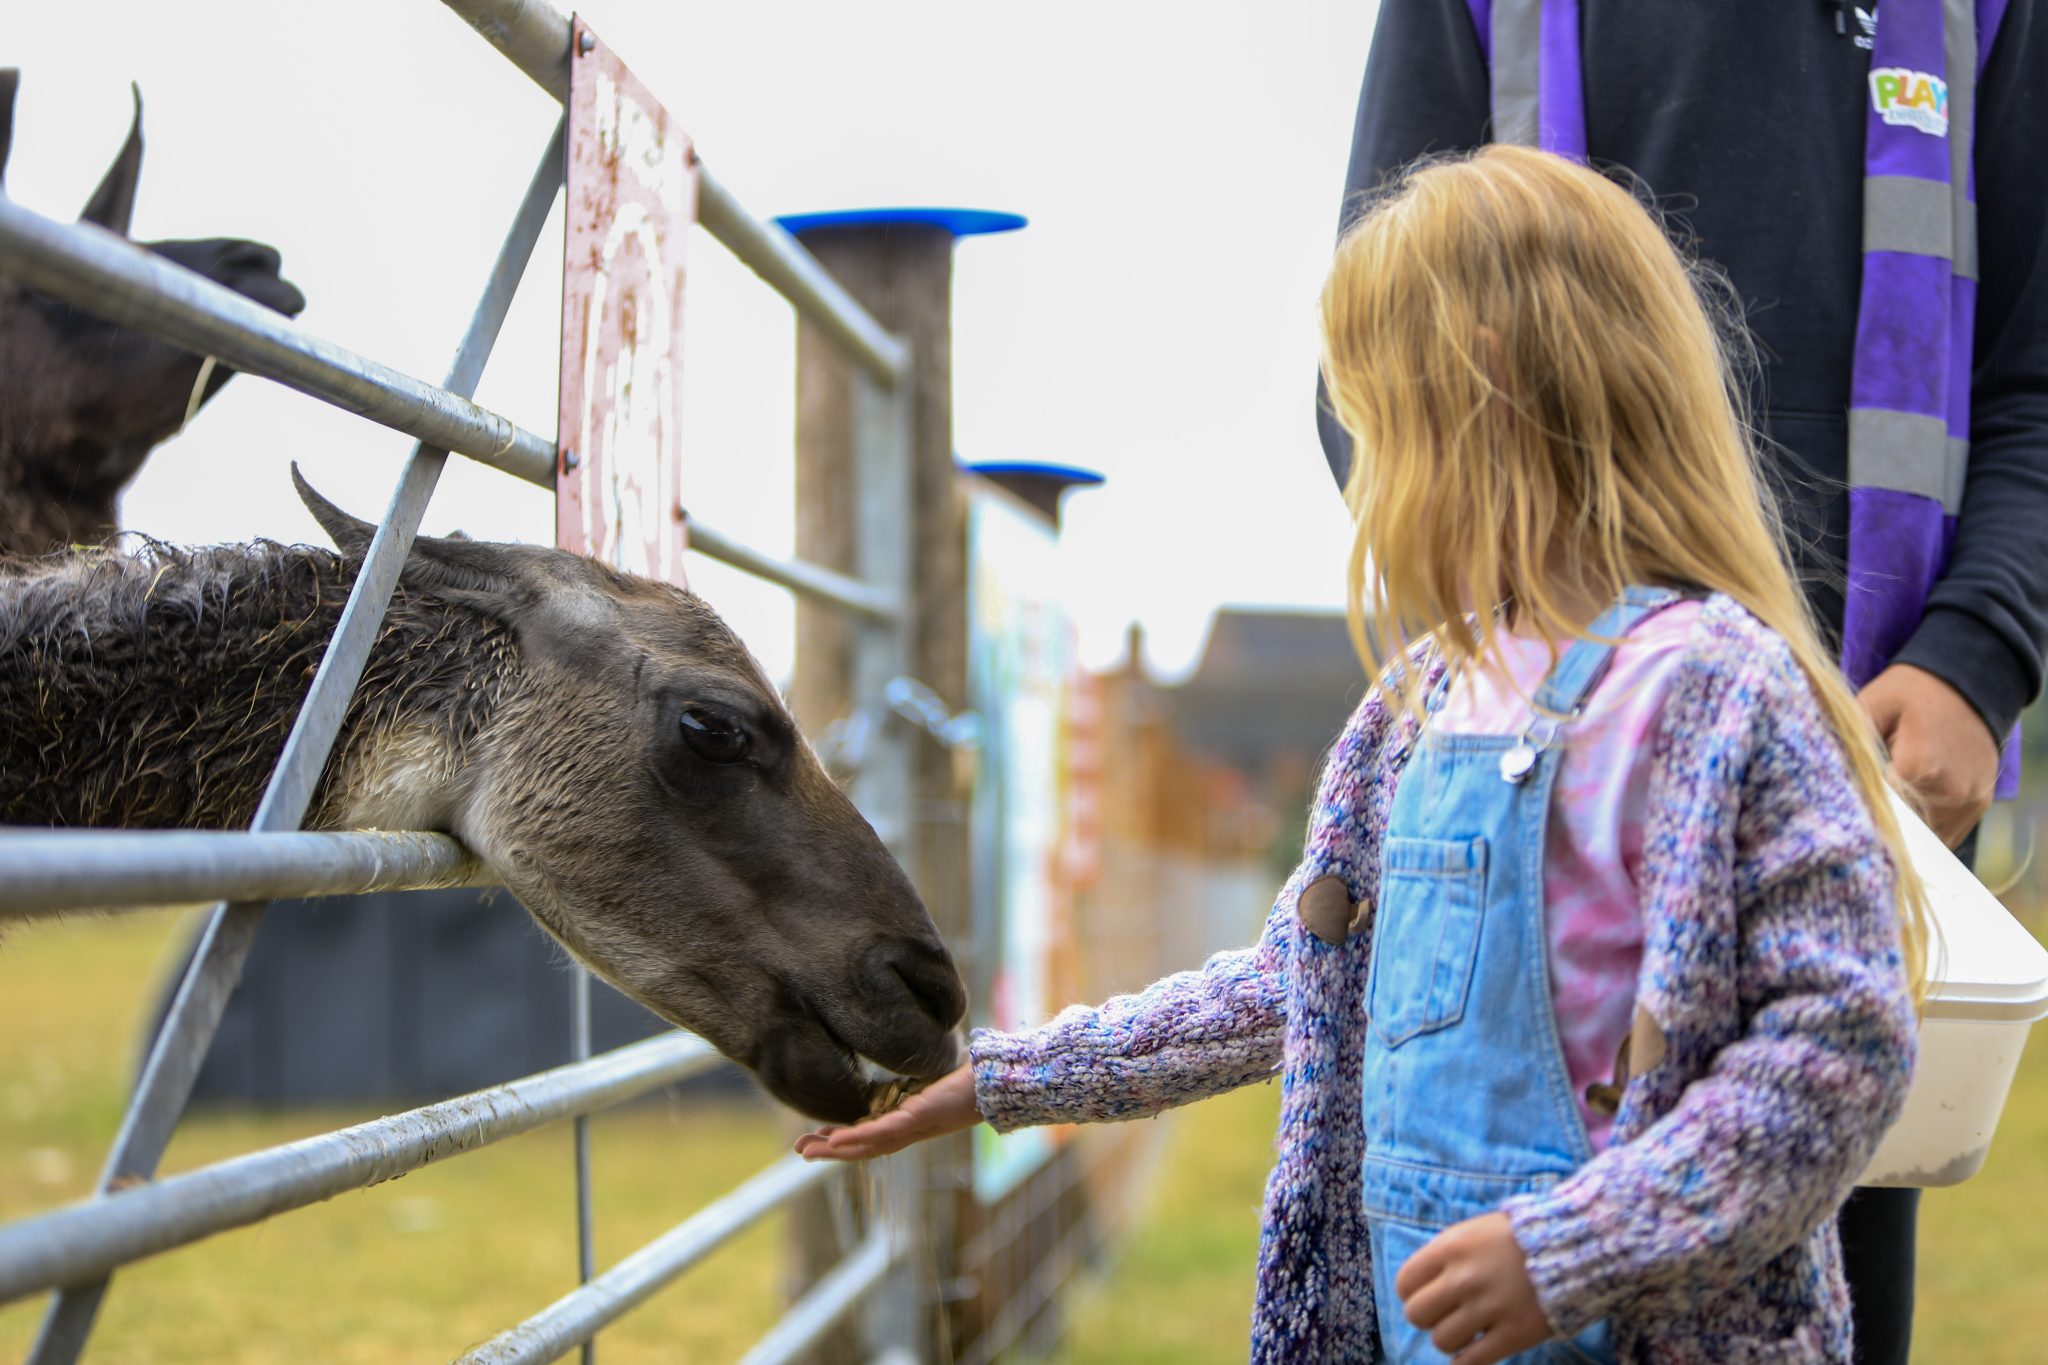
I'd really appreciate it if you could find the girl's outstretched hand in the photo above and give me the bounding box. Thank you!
[1395,1212,1552,1365]
[792,1063,981,1161]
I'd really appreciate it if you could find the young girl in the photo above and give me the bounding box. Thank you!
[796,146,1923,1365]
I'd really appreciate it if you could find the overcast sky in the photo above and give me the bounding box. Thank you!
[7,0,1379,680]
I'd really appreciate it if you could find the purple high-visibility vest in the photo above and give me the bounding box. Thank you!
[1467,0,2018,793]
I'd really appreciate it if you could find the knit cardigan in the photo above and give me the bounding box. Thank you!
[970,595,1917,1363]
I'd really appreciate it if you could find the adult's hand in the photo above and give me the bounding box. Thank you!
[1395,1212,1552,1365]
[792,1063,981,1162]
[1858,663,2000,848]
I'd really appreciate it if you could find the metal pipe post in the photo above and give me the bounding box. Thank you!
[850,364,923,1365]
[571,966,596,1365]
[792,217,971,1361]
[787,234,930,1362]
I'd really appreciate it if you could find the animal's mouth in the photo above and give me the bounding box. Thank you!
[254,276,308,319]
[230,272,307,319]
[767,1001,959,1124]
[623,958,963,1123]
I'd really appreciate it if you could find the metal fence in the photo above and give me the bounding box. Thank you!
[0,1,934,1360]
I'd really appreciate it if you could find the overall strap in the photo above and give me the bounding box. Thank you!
[1530,586,1683,717]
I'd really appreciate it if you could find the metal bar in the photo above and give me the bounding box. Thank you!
[436,0,909,385]
[736,1233,898,1365]
[0,829,493,919]
[954,1128,1160,1364]
[855,1151,924,1359]
[0,1034,722,1307]
[848,372,919,840]
[685,519,900,624]
[696,173,908,385]
[0,199,555,489]
[26,121,568,1365]
[448,115,569,398]
[453,1156,834,1365]
[849,367,924,1360]
[957,1127,1120,1277]
[571,967,595,1365]
[958,1136,1140,1365]
[436,0,574,101]
[959,1204,1104,1365]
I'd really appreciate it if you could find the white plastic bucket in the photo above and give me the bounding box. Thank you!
[1860,792,2048,1187]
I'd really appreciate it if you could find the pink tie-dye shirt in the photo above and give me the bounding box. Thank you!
[1431,600,1702,1150]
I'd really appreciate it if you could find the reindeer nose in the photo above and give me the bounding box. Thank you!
[214,240,282,277]
[864,938,966,1031]
[205,240,305,316]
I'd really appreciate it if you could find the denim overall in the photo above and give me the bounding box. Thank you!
[1362,587,1679,1365]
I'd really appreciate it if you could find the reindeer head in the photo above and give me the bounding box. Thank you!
[0,72,305,548]
[298,473,966,1123]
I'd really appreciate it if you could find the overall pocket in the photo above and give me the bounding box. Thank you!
[1367,836,1489,1047]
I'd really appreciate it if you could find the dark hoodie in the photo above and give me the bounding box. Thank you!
[1318,0,2048,744]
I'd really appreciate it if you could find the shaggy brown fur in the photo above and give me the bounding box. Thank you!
[0,540,509,829]
[0,475,966,1122]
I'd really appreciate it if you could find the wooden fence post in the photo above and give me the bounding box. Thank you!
[789,208,1010,1362]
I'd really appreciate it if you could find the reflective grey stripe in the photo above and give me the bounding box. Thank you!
[1483,3,1979,277]
[1945,0,1980,279]
[1857,183,1975,279]
[1851,2,1977,518]
[1863,176,1955,261]
[1849,408,1960,509]
[1490,0,1543,146]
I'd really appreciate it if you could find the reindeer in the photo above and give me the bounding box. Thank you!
[0,471,967,1123]
[0,70,306,556]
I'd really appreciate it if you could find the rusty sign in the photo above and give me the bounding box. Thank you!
[557,16,698,585]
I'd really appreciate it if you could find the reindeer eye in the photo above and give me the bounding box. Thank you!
[680,709,750,764]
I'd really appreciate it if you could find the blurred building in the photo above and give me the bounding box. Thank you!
[1098,609,1369,874]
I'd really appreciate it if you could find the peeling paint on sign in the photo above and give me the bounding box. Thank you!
[557,18,698,586]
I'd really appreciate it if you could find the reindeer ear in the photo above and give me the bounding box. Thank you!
[80,82,142,236]
[0,70,19,189]
[291,463,375,556]
[293,464,548,616]
[402,532,537,601]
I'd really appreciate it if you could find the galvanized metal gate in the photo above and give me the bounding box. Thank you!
[0,1,933,1360]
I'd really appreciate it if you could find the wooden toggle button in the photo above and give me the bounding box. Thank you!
[1298,875,1364,945]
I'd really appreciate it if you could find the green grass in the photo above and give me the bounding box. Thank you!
[8,906,2048,1363]
[1054,1083,1276,1365]
[0,909,793,1364]
[1911,1026,2048,1360]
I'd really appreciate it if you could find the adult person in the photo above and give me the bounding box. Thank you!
[1315,5,2048,1362]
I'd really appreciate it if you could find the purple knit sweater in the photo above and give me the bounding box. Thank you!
[971,596,1916,1363]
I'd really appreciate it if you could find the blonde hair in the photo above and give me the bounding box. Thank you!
[1319,145,1929,995]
